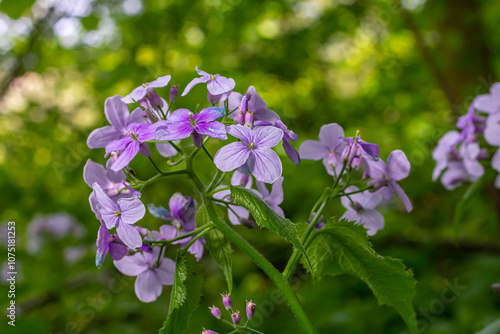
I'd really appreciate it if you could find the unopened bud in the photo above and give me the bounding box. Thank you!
[146,88,163,110]
[241,93,251,112]
[221,292,233,310]
[244,111,254,128]
[209,305,222,319]
[246,300,256,320]
[202,329,218,334]
[170,85,178,102]
[235,110,245,125]
[231,310,241,325]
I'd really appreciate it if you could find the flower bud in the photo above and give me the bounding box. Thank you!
[192,132,203,148]
[146,88,163,110]
[202,329,218,334]
[170,85,178,102]
[209,305,222,319]
[246,300,256,320]
[239,218,255,229]
[221,292,233,310]
[240,93,251,112]
[110,151,119,161]
[231,310,241,325]
[244,111,254,129]
[235,110,245,125]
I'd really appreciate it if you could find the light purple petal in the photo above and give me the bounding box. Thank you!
[484,112,500,146]
[84,160,112,189]
[473,83,500,114]
[135,270,162,302]
[214,142,251,172]
[299,140,328,160]
[105,136,133,156]
[253,126,283,148]
[492,149,500,172]
[364,158,387,180]
[196,107,226,122]
[166,108,191,122]
[195,66,210,77]
[156,143,177,157]
[129,107,148,124]
[387,150,411,181]
[186,238,204,260]
[92,183,118,212]
[169,193,187,218]
[160,225,178,240]
[226,124,253,143]
[105,95,130,131]
[138,143,151,157]
[122,86,148,104]
[248,149,282,184]
[114,253,148,276]
[269,176,284,205]
[87,126,123,149]
[117,197,145,224]
[228,205,249,225]
[283,137,300,165]
[156,123,193,141]
[392,181,413,212]
[341,209,359,224]
[156,258,176,285]
[358,142,379,160]
[105,159,126,184]
[207,76,236,95]
[227,91,243,113]
[496,174,500,189]
[116,222,143,249]
[359,210,385,236]
[256,181,270,198]
[181,76,209,96]
[319,123,344,149]
[195,121,227,140]
[148,75,171,88]
[110,141,140,171]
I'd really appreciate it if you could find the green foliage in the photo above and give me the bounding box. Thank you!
[230,185,310,267]
[475,319,500,334]
[160,251,203,334]
[196,204,233,292]
[0,0,35,19]
[302,220,417,334]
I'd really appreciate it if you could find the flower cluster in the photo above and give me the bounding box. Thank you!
[299,123,412,235]
[432,83,500,190]
[203,292,257,334]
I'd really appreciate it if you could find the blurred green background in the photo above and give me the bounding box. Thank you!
[1,0,500,333]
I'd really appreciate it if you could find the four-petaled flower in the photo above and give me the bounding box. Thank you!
[155,107,227,148]
[340,186,384,236]
[182,67,235,97]
[214,125,284,184]
[227,86,280,124]
[93,183,145,249]
[256,177,285,217]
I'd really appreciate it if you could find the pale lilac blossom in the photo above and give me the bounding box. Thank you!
[95,222,127,267]
[256,177,285,217]
[340,186,384,236]
[226,86,279,124]
[121,75,171,104]
[473,83,500,114]
[182,67,235,97]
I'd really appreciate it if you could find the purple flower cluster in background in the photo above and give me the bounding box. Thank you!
[432,83,500,190]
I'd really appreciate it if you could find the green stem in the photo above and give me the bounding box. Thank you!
[203,197,317,334]
[206,169,225,194]
[182,225,212,250]
[333,186,373,198]
[148,156,164,174]
[143,224,212,245]
[207,185,230,197]
[202,144,213,161]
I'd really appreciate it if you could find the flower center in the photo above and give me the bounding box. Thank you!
[114,210,122,217]
[130,132,138,141]
[247,142,255,150]
[189,112,197,127]
[210,74,216,81]
[142,83,148,88]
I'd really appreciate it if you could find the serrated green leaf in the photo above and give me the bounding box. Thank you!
[196,204,233,292]
[159,251,203,334]
[303,221,417,334]
[230,185,311,268]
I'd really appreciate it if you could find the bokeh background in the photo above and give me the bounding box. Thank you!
[1,0,500,333]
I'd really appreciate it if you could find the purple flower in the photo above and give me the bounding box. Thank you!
[227,86,280,124]
[213,170,252,226]
[87,95,145,149]
[92,183,145,249]
[231,310,242,325]
[182,66,235,97]
[473,83,500,114]
[340,186,384,236]
[275,120,300,165]
[170,85,179,102]
[340,136,380,169]
[457,105,486,142]
[96,222,127,268]
[246,300,256,320]
[256,177,284,217]
[202,329,219,334]
[114,247,175,303]
[365,150,413,212]
[484,112,500,147]
[214,125,284,184]
[155,107,227,148]
[307,212,326,230]
[221,292,233,310]
[432,130,461,181]
[440,161,473,190]
[299,123,347,176]
[492,149,500,189]
[121,75,171,104]
[209,306,222,320]
[459,142,485,179]
[105,123,157,171]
